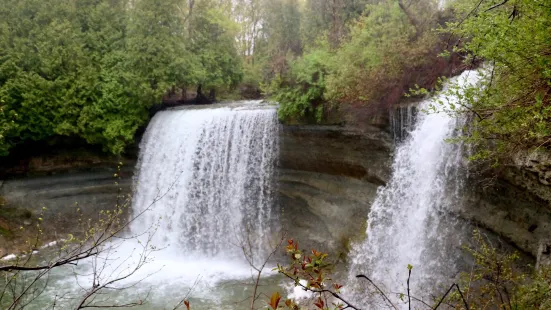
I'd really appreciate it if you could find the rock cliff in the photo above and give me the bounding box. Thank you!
[277,124,393,253]
[1,112,550,264]
[0,153,134,257]
[462,150,551,262]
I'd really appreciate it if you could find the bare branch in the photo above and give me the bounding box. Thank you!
[356,275,398,310]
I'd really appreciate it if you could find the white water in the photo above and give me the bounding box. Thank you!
[348,70,482,308]
[132,102,279,262]
[18,101,282,309]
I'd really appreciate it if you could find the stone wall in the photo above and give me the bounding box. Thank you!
[277,124,393,253]
[461,151,551,261]
[0,159,134,256]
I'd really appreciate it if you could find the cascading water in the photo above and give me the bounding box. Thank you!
[348,70,482,308]
[29,102,281,310]
[132,102,279,261]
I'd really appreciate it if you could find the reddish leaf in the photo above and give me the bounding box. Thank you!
[184,300,190,310]
[314,298,325,309]
[268,292,281,310]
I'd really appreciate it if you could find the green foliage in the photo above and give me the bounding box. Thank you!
[300,0,370,49]
[440,0,551,162]
[271,49,332,123]
[188,0,243,91]
[256,0,442,124]
[324,1,422,104]
[516,267,551,309]
[445,230,551,310]
[272,239,348,310]
[0,0,243,156]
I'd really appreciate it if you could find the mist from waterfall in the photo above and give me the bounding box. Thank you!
[348,70,482,308]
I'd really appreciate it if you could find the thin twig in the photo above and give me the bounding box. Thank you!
[356,275,398,310]
[407,269,412,310]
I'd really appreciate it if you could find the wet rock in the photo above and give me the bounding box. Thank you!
[277,125,393,253]
[537,239,551,270]
[0,166,134,252]
[461,150,551,258]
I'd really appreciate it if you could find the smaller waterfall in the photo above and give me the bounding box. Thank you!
[392,104,418,143]
[348,70,482,308]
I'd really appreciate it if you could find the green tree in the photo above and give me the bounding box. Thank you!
[187,0,243,94]
[268,0,441,124]
[272,48,333,123]
[0,0,245,156]
[441,0,551,163]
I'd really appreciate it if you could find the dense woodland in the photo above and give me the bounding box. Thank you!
[0,0,550,162]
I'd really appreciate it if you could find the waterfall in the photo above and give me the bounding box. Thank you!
[28,102,281,310]
[392,104,418,143]
[348,70,482,308]
[132,102,279,262]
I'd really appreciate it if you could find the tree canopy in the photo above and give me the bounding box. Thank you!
[0,0,242,155]
[440,0,551,163]
[252,0,450,124]
[1,0,549,161]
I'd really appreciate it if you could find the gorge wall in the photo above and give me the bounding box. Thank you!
[462,151,551,261]
[0,107,550,263]
[277,123,393,253]
[0,153,134,257]
[0,118,395,257]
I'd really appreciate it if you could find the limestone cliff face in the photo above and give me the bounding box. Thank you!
[0,168,134,222]
[0,161,134,256]
[0,123,394,256]
[277,125,393,253]
[462,151,551,260]
[1,116,549,262]
[276,119,551,260]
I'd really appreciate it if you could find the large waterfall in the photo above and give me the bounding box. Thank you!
[348,70,482,308]
[132,102,279,261]
[29,102,281,310]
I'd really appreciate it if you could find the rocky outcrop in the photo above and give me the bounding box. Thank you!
[0,158,134,256]
[278,124,393,253]
[0,167,134,220]
[507,151,551,202]
[461,150,551,260]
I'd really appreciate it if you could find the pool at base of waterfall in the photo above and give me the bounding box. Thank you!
[23,246,285,309]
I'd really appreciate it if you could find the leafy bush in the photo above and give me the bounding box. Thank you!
[441,0,551,163]
[271,49,332,123]
[266,0,443,124]
[268,232,551,310]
